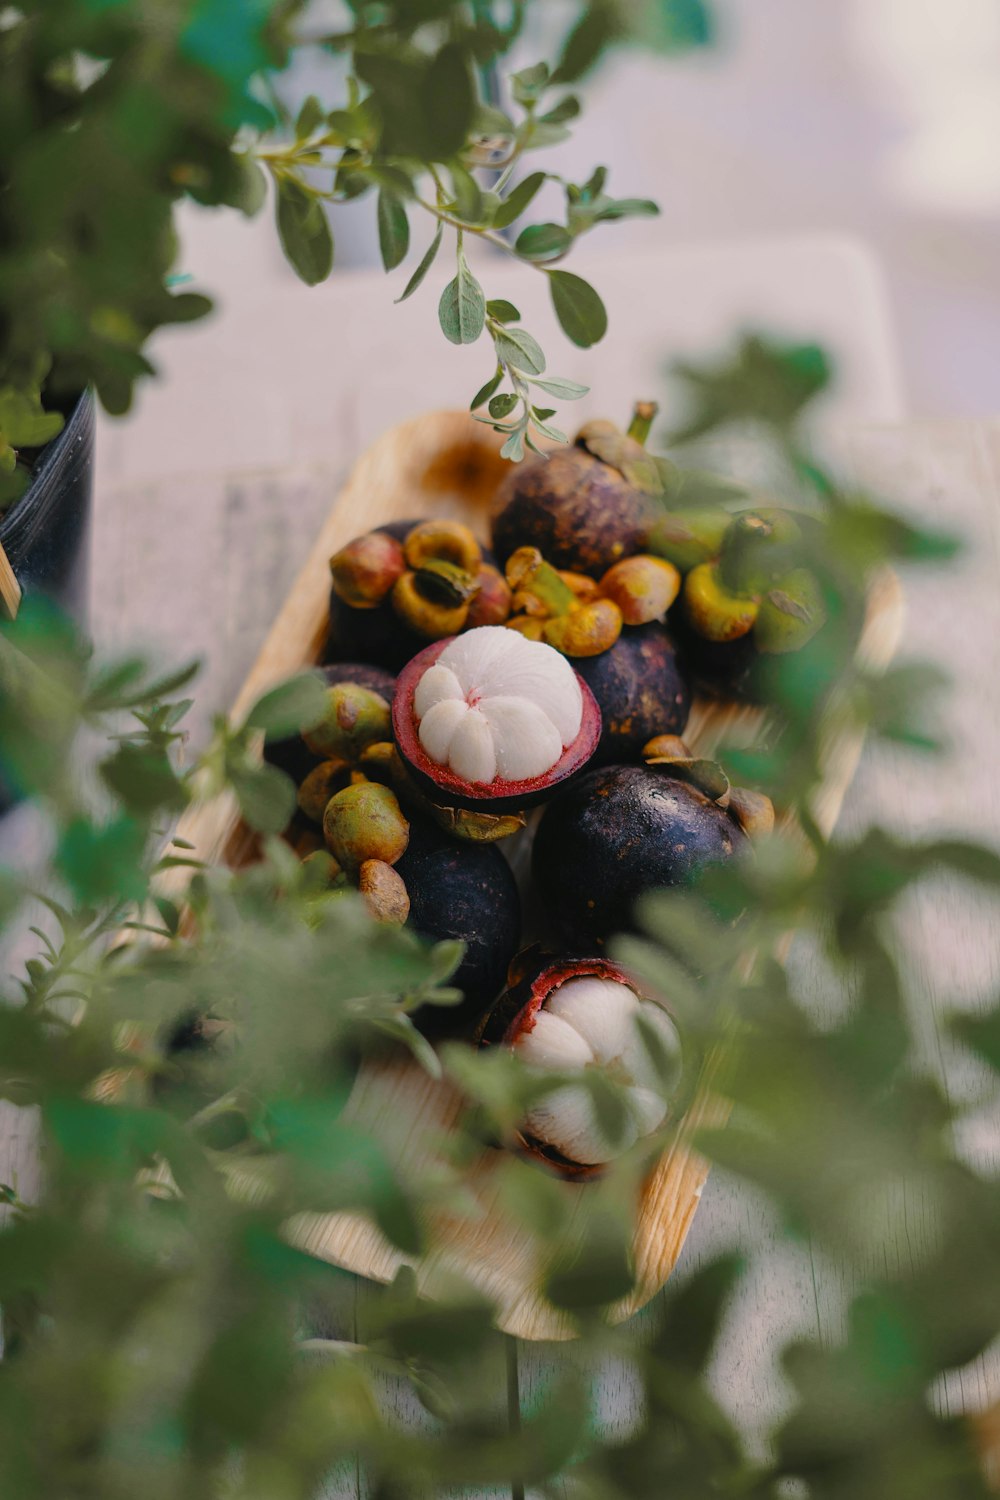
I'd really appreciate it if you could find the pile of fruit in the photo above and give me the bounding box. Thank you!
[270,409,830,1177]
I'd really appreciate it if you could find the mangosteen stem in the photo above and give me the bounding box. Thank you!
[627,401,659,447]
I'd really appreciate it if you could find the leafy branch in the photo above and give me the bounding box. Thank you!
[256,59,657,449]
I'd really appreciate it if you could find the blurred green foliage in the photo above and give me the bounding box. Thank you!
[0,336,998,1497]
[0,0,711,504]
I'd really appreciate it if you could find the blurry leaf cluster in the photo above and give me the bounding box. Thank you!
[2,337,1000,1493]
[0,0,712,506]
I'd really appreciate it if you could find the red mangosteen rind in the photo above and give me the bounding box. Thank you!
[478,949,636,1048]
[391,637,602,815]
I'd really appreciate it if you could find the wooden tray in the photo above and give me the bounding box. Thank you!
[169,410,905,1341]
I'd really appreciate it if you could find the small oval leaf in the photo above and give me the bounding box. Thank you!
[395,222,443,303]
[548,269,607,348]
[377,189,410,271]
[494,327,546,376]
[515,222,572,261]
[492,171,547,229]
[438,256,486,345]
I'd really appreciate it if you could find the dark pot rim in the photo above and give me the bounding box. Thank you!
[0,389,94,553]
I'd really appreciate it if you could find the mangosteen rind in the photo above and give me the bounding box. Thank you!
[492,448,655,579]
[396,816,521,1038]
[532,763,748,947]
[575,623,691,764]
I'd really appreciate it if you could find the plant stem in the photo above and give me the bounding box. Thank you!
[627,401,659,446]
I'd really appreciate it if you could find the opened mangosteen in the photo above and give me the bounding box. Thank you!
[491,403,661,579]
[575,622,691,763]
[396,815,521,1037]
[392,626,601,818]
[480,948,683,1178]
[326,518,511,672]
[532,744,772,946]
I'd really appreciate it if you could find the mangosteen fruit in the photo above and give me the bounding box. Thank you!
[491,404,662,579]
[395,815,521,1036]
[662,507,829,702]
[392,626,601,817]
[504,546,623,657]
[265,662,396,785]
[480,949,682,1178]
[532,760,757,946]
[574,622,691,763]
[326,518,510,671]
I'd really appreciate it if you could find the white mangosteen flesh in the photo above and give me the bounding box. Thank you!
[413,627,583,785]
[514,976,682,1166]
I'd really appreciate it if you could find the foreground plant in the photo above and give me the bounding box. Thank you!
[0,0,713,506]
[1,339,999,1499]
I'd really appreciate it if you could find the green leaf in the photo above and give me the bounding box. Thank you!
[244,672,329,738]
[486,299,521,323]
[395,222,442,304]
[99,745,187,815]
[539,95,581,125]
[422,43,475,160]
[510,61,550,106]
[376,189,410,271]
[654,1252,744,1373]
[470,367,504,410]
[438,255,486,345]
[295,94,325,140]
[546,1214,635,1311]
[554,8,622,83]
[160,292,214,325]
[548,269,608,347]
[515,222,572,260]
[275,178,333,286]
[500,429,526,462]
[495,326,546,376]
[57,816,148,904]
[472,102,516,138]
[230,763,296,835]
[230,154,268,216]
[492,171,547,230]
[488,393,518,419]
[532,417,568,443]
[592,195,660,221]
[530,375,589,400]
[447,161,484,223]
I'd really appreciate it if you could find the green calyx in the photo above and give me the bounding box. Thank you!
[717,508,803,596]
[642,735,731,805]
[648,506,732,573]
[505,547,577,616]
[574,401,663,494]
[412,557,481,607]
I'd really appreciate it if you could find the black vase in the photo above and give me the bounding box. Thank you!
[0,389,94,621]
[0,391,94,816]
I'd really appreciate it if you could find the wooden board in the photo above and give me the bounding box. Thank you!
[168,409,904,1342]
